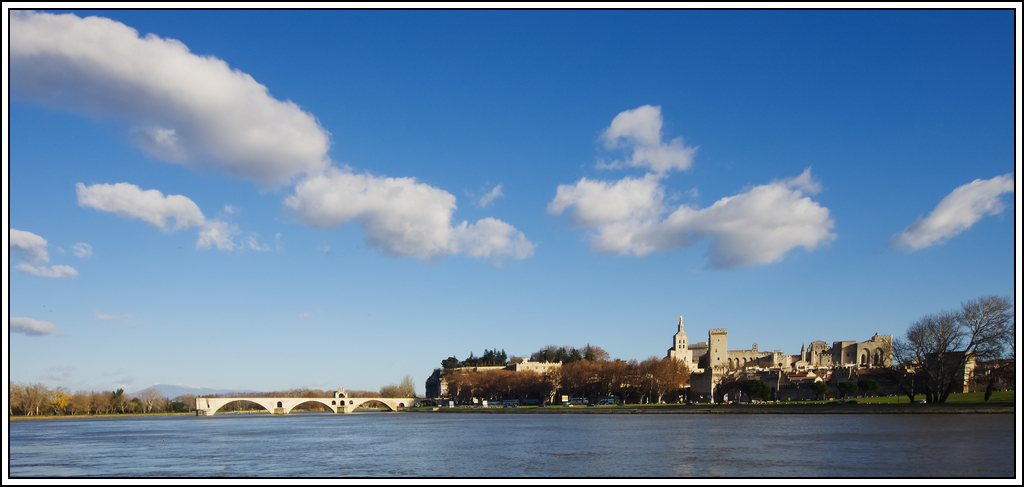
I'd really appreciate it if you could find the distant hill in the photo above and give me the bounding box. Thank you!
[129,384,257,399]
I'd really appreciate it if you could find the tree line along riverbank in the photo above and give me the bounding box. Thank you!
[413,402,1014,414]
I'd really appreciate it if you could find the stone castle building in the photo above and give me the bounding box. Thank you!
[425,315,896,403]
[667,315,893,401]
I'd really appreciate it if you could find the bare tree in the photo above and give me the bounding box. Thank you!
[9,382,25,416]
[20,383,50,416]
[90,391,111,414]
[893,295,1014,403]
[174,394,197,412]
[137,388,165,413]
[110,388,132,414]
[398,375,416,397]
[69,391,92,415]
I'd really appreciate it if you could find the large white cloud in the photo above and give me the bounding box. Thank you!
[892,174,1015,251]
[10,317,58,336]
[10,228,51,263]
[10,11,330,187]
[77,182,205,230]
[13,11,532,264]
[285,167,534,261]
[599,105,697,174]
[550,168,835,269]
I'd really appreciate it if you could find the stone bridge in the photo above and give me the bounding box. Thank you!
[194,387,418,416]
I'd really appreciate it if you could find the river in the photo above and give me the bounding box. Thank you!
[7,411,1016,478]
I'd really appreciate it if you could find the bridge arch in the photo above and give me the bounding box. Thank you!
[215,399,274,414]
[350,398,399,412]
[198,397,279,415]
[281,398,336,414]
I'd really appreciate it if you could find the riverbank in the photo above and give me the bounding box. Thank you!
[412,402,1015,414]
[9,411,196,421]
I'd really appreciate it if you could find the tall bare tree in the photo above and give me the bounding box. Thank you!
[893,295,1014,403]
[398,375,416,397]
[137,388,165,413]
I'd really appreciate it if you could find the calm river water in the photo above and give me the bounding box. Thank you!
[8,411,1017,478]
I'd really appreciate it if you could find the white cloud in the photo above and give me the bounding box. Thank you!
[659,171,836,269]
[549,174,665,228]
[10,229,50,263]
[42,366,75,381]
[599,105,696,174]
[11,229,78,277]
[298,313,312,321]
[550,168,835,269]
[10,11,330,187]
[285,167,534,261]
[478,184,504,208]
[449,217,535,261]
[892,174,1015,251]
[94,313,142,326]
[243,235,270,251]
[77,182,205,230]
[11,317,58,336]
[13,11,534,265]
[72,242,93,258]
[77,181,248,251]
[196,220,238,251]
[16,263,79,278]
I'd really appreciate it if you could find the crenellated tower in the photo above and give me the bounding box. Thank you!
[708,328,728,369]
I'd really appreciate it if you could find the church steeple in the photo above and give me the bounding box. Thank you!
[669,315,692,364]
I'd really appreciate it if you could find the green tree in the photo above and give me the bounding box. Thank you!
[739,379,771,401]
[837,381,858,399]
[810,380,829,400]
[856,380,879,397]
[441,356,460,369]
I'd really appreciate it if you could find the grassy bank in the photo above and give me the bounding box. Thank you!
[10,411,196,421]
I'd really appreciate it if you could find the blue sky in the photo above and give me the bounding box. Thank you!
[6,9,1018,395]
